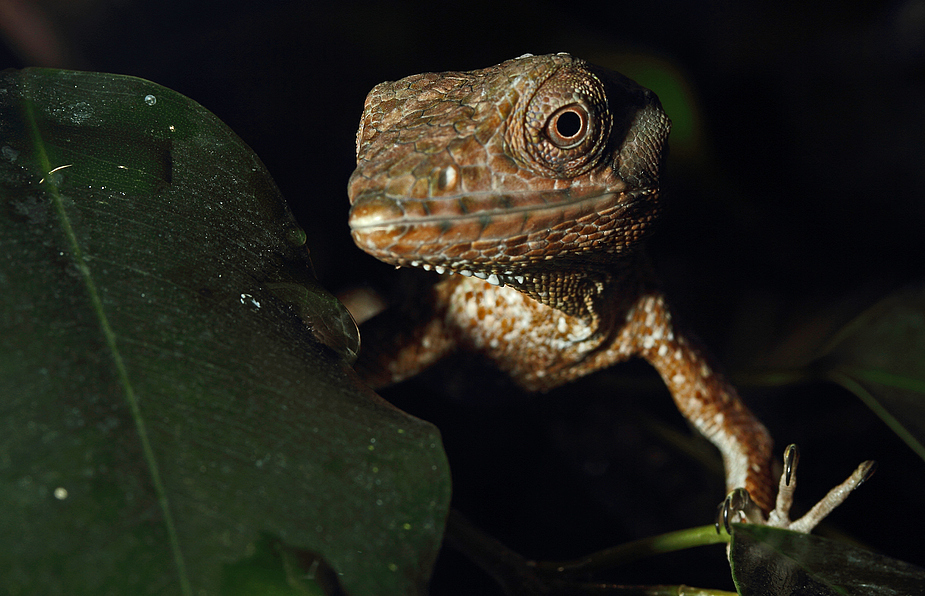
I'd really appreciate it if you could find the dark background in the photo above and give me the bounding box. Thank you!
[3,0,923,592]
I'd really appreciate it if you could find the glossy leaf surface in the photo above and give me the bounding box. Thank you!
[0,68,450,595]
[730,524,925,596]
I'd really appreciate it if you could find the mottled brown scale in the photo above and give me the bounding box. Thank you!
[347,53,775,511]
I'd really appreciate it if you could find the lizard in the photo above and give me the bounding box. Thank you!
[345,52,873,529]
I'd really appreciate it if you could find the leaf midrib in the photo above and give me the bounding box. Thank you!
[23,84,193,596]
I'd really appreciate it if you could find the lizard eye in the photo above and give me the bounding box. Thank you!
[512,64,612,178]
[546,104,589,148]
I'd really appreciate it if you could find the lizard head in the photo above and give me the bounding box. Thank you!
[348,53,670,291]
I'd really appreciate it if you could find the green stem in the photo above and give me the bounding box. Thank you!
[533,525,728,576]
[447,510,734,595]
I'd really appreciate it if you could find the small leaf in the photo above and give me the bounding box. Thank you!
[730,524,925,596]
[0,68,450,595]
[220,534,343,596]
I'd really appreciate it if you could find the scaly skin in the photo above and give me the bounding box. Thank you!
[347,53,776,511]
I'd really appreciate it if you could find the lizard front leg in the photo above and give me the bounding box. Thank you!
[606,291,874,521]
[577,290,778,512]
[352,280,458,389]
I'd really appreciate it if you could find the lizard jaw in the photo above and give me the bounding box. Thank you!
[349,186,660,283]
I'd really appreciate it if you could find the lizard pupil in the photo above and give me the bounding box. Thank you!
[555,110,582,137]
[546,104,589,148]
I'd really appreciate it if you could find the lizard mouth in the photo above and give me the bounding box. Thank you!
[348,185,660,275]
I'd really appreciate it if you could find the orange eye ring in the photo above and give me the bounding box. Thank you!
[546,104,590,148]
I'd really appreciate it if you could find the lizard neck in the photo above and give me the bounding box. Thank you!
[512,250,650,329]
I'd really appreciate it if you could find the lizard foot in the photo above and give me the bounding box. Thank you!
[717,444,876,534]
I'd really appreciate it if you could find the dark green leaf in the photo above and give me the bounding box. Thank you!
[0,68,450,595]
[730,524,925,596]
[821,286,925,463]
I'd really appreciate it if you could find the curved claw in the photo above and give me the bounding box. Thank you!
[716,488,763,534]
[858,460,877,485]
[784,443,799,486]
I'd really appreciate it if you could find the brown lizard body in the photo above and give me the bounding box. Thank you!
[346,53,870,519]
